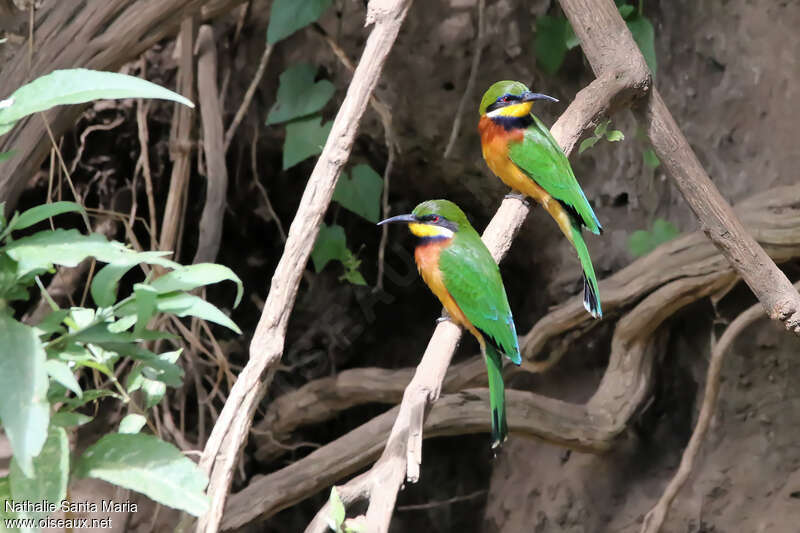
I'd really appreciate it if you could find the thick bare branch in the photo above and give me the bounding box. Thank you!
[559,0,800,333]
[196,2,415,532]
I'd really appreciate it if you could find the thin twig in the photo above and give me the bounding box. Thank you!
[251,123,286,242]
[136,77,159,249]
[442,0,485,159]
[223,41,272,153]
[196,2,415,532]
[396,489,487,511]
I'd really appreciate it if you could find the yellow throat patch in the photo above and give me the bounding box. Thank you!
[492,101,533,118]
[408,223,453,239]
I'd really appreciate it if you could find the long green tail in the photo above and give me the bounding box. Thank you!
[570,224,602,318]
[484,344,508,451]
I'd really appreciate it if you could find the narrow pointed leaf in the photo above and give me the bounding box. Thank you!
[74,433,209,516]
[0,314,49,477]
[149,263,243,307]
[0,69,194,130]
[44,359,82,398]
[9,426,68,520]
[8,201,84,232]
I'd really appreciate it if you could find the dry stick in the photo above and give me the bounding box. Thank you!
[558,0,800,333]
[223,40,272,153]
[251,124,286,242]
[194,25,228,264]
[442,0,485,159]
[136,89,159,249]
[195,2,415,532]
[160,17,195,255]
[639,281,800,533]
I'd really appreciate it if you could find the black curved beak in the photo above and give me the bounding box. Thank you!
[520,91,559,103]
[377,213,417,226]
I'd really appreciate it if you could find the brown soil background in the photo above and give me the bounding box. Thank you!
[3,0,800,531]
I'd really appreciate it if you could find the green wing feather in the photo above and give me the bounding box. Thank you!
[438,231,520,364]
[508,115,602,234]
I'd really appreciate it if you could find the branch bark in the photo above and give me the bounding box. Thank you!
[193,24,227,264]
[559,0,800,333]
[195,1,414,532]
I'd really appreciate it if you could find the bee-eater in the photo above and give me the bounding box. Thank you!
[378,199,521,449]
[478,80,603,318]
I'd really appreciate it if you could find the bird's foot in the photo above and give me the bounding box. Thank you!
[504,192,529,205]
[436,311,452,324]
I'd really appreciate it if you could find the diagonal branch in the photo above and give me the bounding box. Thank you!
[559,0,800,333]
[195,1,415,532]
[299,20,651,529]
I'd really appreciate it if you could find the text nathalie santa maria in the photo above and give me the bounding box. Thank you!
[5,499,138,513]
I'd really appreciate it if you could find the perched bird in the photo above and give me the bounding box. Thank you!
[478,80,603,318]
[378,199,520,449]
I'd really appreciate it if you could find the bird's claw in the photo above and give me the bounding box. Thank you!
[436,312,452,324]
[504,192,529,205]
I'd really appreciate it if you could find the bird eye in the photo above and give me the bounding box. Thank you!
[431,215,441,223]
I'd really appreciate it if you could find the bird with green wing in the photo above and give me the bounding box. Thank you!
[478,80,603,318]
[379,199,520,450]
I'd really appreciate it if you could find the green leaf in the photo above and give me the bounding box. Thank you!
[149,263,243,308]
[91,263,139,308]
[8,201,84,232]
[626,14,657,76]
[578,135,599,154]
[0,69,194,133]
[328,487,346,531]
[266,64,335,125]
[340,268,366,286]
[642,147,660,169]
[0,314,49,477]
[74,433,209,516]
[606,129,625,142]
[61,389,121,411]
[618,4,635,19]
[4,229,179,279]
[45,359,82,398]
[118,293,241,334]
[267,0,333,44]
[534,15,569,75]
[564,20,580,49]
[51,411,92,428]
[282,115,333,170]
[9,426,68,521]
[35,308,69,335]
[333,164,383,223]
[127,369,167,409]
[119,414,147,434]
[0,476,14,523]
[311,224,347,273]
[133,283,158,337]
[594,120,609,137]
[0,151,13,162]
[628,218,679,257]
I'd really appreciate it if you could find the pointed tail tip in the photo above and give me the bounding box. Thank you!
[583,273,603,319]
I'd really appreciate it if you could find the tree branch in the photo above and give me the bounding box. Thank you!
[195,1,414,532]
[194,24,227,264]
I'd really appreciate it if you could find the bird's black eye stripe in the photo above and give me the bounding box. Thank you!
[486,93,519,113]
[420,214,441,223]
